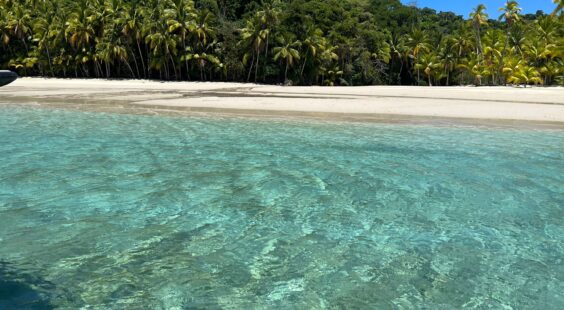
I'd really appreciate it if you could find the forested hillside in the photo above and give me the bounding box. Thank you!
[1,0,562,86]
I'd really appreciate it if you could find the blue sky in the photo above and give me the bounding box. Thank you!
[401,0,555,17]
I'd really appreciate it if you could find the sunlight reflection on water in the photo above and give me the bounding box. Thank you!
[0,106,563,308]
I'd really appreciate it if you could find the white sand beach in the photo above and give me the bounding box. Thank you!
[1,77,564,123]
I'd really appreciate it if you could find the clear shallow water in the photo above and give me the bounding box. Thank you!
[0,106,563,309]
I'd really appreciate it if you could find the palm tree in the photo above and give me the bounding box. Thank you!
[406,29,431,84]
[97,36,135,78]
[32,1,62,77]
[119,4,147,78]
[507,25,527,56]
[273,35,301,83]
[182,46,222,81]
[193,10,215,48]
[318,44,339,85]
[498,1,522,76]
[415,52,440,86]
[507,65,542,87]
[166,0,197,79]
[552,0,563,16]
[534,16,558,45]
[257,1,281,81]
[5,2,32,52]
[321,63,343,86]
[482,29,505,84]
[145,18,178,80]
[65,0,99,77]
[299,27,324,81]
[437,36,458,85]
[239,14,269,82]
[499,1,522,27]
[66,0,95,50]
[451,27,474,58]
[0,0,561,87]
[388,34,409,84]
[470,4,488,57]
[524,34,557,84]
[0,10,10,47]
[540,59,562,85]
[459,55,491,86]
[373,42,392,65]
[501,56,522,81]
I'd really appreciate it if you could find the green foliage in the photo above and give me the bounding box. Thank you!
[0,0,562,86]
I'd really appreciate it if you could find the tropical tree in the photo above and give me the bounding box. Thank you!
[459,55,491,86]
[552,0,563,16]
[498,0,522,76]
[318,44,340,85]
[66,0,95,50]
[145,19,178,80]
[415,52,440,86]
[5,2,32,53]
[166,0,197,79]
[499,1,522,27]
[273,35,301,83]
[257,0,281,80]
[299,27,324,81]
[387,34,409,84]
[119,3,147,78]
[0,8,11,47]
[182,46,222,81]
[32,1,63,76]
[438,36,458,85]
[470,4,488,57]
[0,0,562,87]
[406,29,431,84]
[321,63,343,86]
[451,27,474,58]
[482,29,505,84]
[540,59,563,85]
[240,13,268,82]
[193,10,215,48]
[507,65,542,87]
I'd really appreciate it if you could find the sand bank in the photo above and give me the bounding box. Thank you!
[1,78,564,123]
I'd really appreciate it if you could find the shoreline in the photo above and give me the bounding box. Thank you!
[1,77,564,124]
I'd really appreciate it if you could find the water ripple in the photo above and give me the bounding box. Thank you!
[0,106,563,308]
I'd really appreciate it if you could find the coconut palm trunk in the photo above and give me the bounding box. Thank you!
[255,48,260,82]
[134,37,146,78]
[45,44,54,77]
[247,53,255,82]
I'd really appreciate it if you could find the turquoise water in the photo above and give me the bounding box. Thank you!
[0,106,563,309]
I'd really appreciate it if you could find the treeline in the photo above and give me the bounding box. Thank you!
[0,0,562,86]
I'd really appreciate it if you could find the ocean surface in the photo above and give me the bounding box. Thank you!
[0,106,563,309]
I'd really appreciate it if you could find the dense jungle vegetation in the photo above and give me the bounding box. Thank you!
[1,0,562,86]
